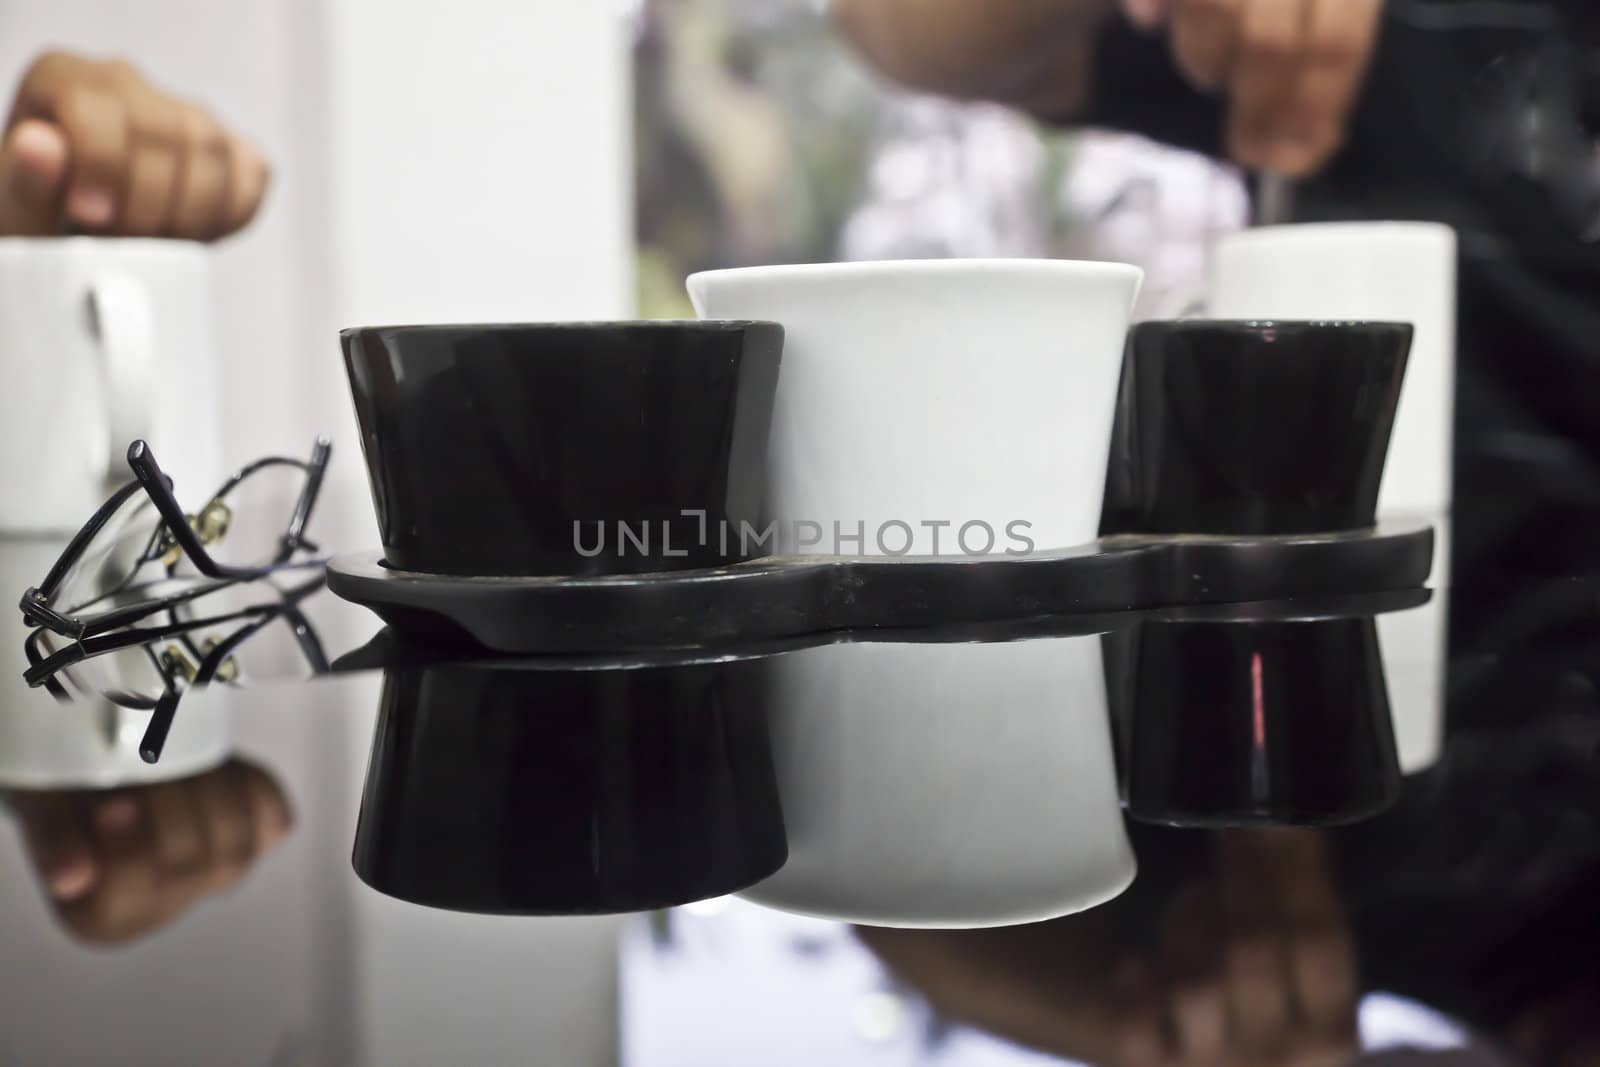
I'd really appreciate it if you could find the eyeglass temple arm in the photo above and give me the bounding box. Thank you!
[188,573,329,688]
[19,594,83,637]
[139,687,182,764]
[142,581,328,763]
[127,441,269,580]
[22,625,75,702]
[24,570,330,689]
[24,597,285,688]
[280,437,332,561]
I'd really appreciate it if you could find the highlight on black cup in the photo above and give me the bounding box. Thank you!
[1108,615,1402,828]
[351,657,787,915]
[1101,320,1413,537]
[341,321,783,577]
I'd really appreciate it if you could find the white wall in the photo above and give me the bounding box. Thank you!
[312,0,635,529]
[317,7,633,1056]
[0,2,633,1064]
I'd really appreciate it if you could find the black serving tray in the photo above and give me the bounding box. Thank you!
[327,522,1435,654]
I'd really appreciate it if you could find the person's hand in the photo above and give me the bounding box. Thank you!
[0,51,270,239]
[855,828,1357,1067]
[1141,829,1360,1066]
[1120,0,1385,177]
[7,758,293,945]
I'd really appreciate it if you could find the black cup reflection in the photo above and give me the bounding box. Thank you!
[353,657,787,914]
[1110,615,1402,827]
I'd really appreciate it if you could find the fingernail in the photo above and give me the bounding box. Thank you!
[46,852,97,900]
[12,121,66,171]
[66,186,115,227]
[93,795,139,835]
[259,808,289,850]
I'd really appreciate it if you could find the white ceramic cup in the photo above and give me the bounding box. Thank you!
[738,635,1136,928]
[0,238,224,534]
[1205,222,1457,523]
[688,259,1143,556]
[1379,525,1451,778]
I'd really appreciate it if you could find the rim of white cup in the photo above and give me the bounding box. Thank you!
[1218,220,1457,247]
[689,256,1144,288]
[0,235,210,257]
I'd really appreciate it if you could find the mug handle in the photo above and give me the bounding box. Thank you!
[86,274,156,484]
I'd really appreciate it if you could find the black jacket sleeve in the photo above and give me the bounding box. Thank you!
[1076,17,1227,161]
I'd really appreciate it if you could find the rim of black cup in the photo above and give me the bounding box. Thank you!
[1137,319,1414,332]
[339,319,780,338]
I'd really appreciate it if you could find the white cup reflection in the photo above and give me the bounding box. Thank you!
[740,634,1135,929]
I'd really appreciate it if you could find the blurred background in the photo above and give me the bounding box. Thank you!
[632,0,1246,320]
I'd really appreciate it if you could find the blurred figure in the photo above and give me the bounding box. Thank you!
[655,0,814,264]
[4,758,292,945]
[857,825,1600,1066]
[1,50,269,240]
[832,0,1385,179]
[832,0,1600,589]
[857,829,1362,1067]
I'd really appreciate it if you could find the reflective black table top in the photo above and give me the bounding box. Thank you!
[1,508,1596,1067]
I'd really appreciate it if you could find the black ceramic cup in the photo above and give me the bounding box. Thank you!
[352,657,787,915]
[1100,320,1413,537]
[342,321,783,576]
[1110,616,1402,827]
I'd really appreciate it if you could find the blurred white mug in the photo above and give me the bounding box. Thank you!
[688,259,1143,556]
[0,238,224,534]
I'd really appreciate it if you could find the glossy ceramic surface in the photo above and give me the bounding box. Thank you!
[326,522,1435,653]
[9,514,1600,1063]
[341,321,783,576]
[1101,320,1413,536]
[738,635,1134,928]
[1110,615,1403,826]
[1208,222,1457,520]
[352,659,787,914]
[688,259,1142,555]
[0,237,225,534]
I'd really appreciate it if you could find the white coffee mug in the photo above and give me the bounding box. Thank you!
[0,238,224,534]
[688,259,1143,556]
[738,635,1135,928]
[1203,222,1458,523]
[1379,523,1451,778]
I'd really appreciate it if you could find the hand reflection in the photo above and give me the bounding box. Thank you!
[857,829,1358,1067]
[1144,829,1358,1067]
[1509,983,1600,1067]
[7,759,292,945]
